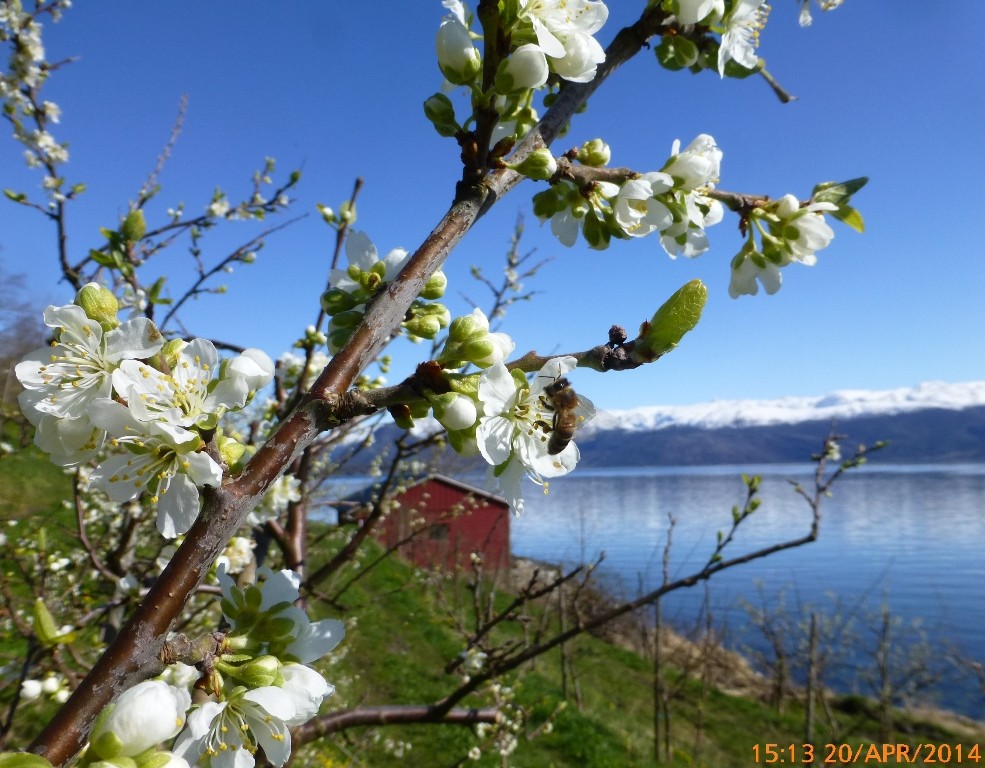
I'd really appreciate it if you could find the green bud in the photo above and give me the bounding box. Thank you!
[423,93,460,138]
[577,139,611,168]
[320,287,357,315]
[330,310,364,331]
[421,270,447,300]
[120,209,146,242]
[160,338,186,371]
[447,310,489,342]
[228,655,282,688]
[217,434,246,468]
[582,213,610,250]
[75,283,120,331]
[460,337,495,363]
[634,279,707,362]
[509,148,558,181]
[317,203,336,224]
[404,314,442,340]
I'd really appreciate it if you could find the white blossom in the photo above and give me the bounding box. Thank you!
[476,356,594,514]
[90,680,191,759]
[718,0,767,76]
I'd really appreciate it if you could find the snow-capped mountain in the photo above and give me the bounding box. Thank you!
[575,380,985,466]
[585,380,985,433]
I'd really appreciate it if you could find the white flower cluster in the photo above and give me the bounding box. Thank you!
[534,134,724,255]
[727,193,837,297]
[75,567,343,768]
[430,1,608,145]
[15,284,274,538]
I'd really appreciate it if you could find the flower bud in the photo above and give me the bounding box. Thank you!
[423,93,460,138]
[160,338,187,371]
[496,44,549,92]
[404,314,442,340]
[89,681,191,759]
[75,283,120,331]
[120,209,146,243]
[217,434,246,468]
[448,308,490,342]
[226,654,282,688]
[421,270,447,300]
[436,17,481,85]
[509,148,558,181]
[577,139,611,167]
[433,392,478,431]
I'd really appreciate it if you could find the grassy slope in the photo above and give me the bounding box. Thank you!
[1,448,980,766]
[310,538,983,767]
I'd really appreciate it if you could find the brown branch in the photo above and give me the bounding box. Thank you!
[294,705,500,743]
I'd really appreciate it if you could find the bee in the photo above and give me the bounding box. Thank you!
[541,377,580,456]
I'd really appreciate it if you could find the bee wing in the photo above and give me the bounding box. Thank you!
[574,392,596,425]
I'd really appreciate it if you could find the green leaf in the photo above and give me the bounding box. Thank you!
[147,276,172,305]
[811,177,868,205]
[829,205,865,233]
[3,189,27,202]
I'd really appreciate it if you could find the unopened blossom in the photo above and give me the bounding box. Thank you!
[662,134,722,192]
[89,680,191,759]
[497,44,549,92]
[676,0,724,24]
[548,30,605,82]
[718,0,767,76]
[476,356,594,514]
[436,15,481,85]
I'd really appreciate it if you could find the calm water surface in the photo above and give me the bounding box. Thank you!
[511,464,985,719]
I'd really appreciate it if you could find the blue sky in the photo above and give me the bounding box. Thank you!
[3,2,984,410]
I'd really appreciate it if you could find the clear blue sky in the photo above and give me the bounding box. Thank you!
[3,2,984,410]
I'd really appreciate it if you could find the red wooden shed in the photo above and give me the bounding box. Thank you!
[365,474,511,573]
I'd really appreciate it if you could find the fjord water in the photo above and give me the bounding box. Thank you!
[511,464,985,720]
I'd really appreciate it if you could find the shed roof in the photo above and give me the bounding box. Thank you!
[334,473,507,510]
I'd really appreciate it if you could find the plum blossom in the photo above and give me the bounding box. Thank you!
[217,566,345,664]
[15,304,163,421]
[613,172,674,237]
[476,356,594,514]
[718,0,767,76]
[88,400,223,538]
[172,687,295,768]
[773,194,836,265]
[728,251,782,297]
[113,339,270,429]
